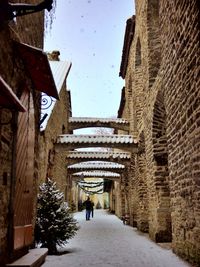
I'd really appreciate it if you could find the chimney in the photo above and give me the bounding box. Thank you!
[47,50,60,61]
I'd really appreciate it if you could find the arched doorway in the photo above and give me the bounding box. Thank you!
[152,91,172,242]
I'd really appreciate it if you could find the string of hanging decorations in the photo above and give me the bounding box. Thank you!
[77,177,104,194]
[78,181,104,185]
[78,185,104,195]
[77,181,104,189]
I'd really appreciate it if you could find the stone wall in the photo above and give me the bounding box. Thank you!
[118,0,199,264]
[0,3,44,264]
[160,0,200,263]
[0,109,13,265]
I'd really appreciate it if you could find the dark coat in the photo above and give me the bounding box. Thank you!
[84,199,92,210]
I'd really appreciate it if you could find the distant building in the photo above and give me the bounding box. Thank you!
[39,53,72,199]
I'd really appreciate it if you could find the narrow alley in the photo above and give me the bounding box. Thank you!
[42,210,192,267]
[0,1,199,267]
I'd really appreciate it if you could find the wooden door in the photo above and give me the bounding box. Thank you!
[13,88,35,250]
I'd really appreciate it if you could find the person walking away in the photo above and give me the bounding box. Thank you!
[91,201,94,218]
[84,196,92,220]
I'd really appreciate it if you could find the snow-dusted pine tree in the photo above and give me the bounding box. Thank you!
[34,178,79,254]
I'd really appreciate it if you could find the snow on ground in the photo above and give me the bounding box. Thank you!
[42,210,192,267]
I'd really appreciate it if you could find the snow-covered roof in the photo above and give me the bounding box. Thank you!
[68,162,125,169]
[50,61,72,93]
[69,117,128,124]
[40,61,71,130]
[68,117,129,131]
[57,134,136,144]
[66,151,131,159]
[72,171,120,178]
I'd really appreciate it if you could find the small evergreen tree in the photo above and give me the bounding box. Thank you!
[35,178,79,254]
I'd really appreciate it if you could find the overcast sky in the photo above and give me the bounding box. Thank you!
[44,0,135,118]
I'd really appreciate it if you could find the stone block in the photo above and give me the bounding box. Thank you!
[6,248,48,267]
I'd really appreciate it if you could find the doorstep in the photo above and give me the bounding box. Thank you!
[6,248,48,267]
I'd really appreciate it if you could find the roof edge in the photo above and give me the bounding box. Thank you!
[119,15,135,79]
[118,87,126,118]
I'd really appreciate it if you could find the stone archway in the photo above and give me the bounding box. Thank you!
[152,90,172,242]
